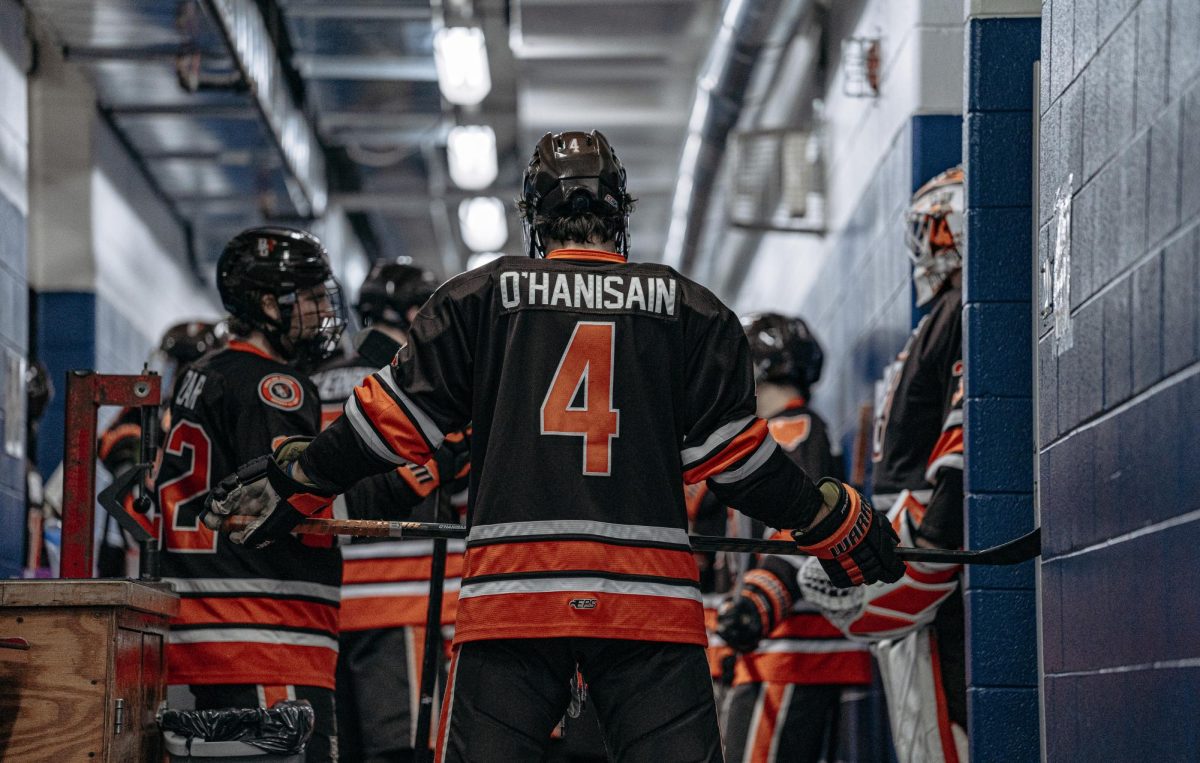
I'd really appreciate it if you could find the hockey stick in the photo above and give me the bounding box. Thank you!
[222,516,1040,565]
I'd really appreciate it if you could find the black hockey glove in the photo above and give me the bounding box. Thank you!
[792,479,906,588]
[203,437,333,549]
[717,566,794,652]
[432,429,471,493]
[716,596,766,653]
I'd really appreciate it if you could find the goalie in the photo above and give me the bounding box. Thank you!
[805,167,968,763]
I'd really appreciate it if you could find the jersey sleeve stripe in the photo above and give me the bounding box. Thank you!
[344,393,406,465]
[380,365,447,449]
[709,435,778,485]
[681,415,756,467]
[924,427,964,482]
[941,409,963,430]
[683,418,770,484]
[457,576,701,602]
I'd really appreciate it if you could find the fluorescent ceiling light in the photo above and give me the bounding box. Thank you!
[458,197,509,253]
[434,27,492,106]
[447,125,498,190]
[466,252,505,271]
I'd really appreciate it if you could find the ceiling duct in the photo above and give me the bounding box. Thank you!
[662,0,794,271]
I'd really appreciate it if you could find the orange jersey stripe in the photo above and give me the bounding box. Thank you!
[767,613,846,640]
[175,596,339,635]
[98,421,141,460]
[683,419,769,484]
[343,554,466,585]
[340,592,460,631]
[355,375,433,464]
[167,641,336,689]
[735,650,872,686]
[928,427,964,464]
[453,591,706,646]
[463,540,698,582]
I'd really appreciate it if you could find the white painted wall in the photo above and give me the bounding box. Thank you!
[735,0,963,317]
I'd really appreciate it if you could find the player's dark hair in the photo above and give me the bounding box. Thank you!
[517,205,635,249]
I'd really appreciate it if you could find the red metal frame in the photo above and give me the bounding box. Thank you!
[60,371,161,579]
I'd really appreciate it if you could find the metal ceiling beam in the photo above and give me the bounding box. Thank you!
[293,54,438,82]
[105,103,260,118]
[277,2,433,20]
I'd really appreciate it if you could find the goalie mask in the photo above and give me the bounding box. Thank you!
[906,166,964,307]
[521,130,633,258]
[355,261,438,331]
[740,313,824,393]
[217,226,346,367]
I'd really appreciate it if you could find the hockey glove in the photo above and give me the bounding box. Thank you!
[203,437,333,549]
[792,479,906,588]
[716,567,793,652]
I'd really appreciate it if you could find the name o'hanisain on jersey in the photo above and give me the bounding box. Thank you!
[500,270,677,316]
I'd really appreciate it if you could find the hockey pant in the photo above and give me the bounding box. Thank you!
[872,594,967,763]
[190,683,337,763]
[436,637,723,762]
[723,682,841,763]
[337,625,449,763]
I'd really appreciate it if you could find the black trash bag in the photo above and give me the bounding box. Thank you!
[159,700,315,754]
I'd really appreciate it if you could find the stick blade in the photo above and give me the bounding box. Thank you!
[896,528,1041,565]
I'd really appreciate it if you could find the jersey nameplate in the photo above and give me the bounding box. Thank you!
[174,369,207,410]
[499,271,677,317]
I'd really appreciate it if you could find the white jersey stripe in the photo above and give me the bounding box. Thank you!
[342,540,467,559]
[458,576,701,602]
[342,579,462,599]
[170,627,339,652]
[710,436,777,485]
[467,519,688,546]
[751,638,871,655]
[381,366,446,450]
[165,577,341,603]
[345,395,406,465]
[924,453,964,483]
[681,415,755,466]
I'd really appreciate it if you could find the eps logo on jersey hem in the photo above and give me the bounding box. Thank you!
[258,374,305,411]
[569,598,598,610]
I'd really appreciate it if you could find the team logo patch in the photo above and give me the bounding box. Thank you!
[569,598,598,610]
[258,374,304,411]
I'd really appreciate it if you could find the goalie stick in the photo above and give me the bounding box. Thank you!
[222,516,1041,566]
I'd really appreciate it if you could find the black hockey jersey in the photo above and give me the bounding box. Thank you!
[871,287,964,547]
[301,249,826,647]
[311,352,466,632]
[157,341,341,689]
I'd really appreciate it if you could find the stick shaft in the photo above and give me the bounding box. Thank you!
[221,516,1040,565]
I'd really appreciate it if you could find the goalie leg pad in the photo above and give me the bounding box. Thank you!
[873,628,967,763]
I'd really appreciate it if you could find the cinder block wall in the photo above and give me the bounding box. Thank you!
[1038,0,1200,758]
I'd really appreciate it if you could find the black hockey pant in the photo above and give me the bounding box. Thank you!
[436,637,724,762]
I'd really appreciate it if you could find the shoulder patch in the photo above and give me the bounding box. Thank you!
[769,414,812,451]
[258,373,305,411]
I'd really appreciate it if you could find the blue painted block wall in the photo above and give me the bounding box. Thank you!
[963,15,1041,762]
[0,191,27,577]
[1039,0,1200,755]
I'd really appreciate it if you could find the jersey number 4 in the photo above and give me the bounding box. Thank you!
[158,421,218,553]
[541,322,620,476]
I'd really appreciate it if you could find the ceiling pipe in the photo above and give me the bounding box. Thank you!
[703,4,825,296]
[661,0,788,271]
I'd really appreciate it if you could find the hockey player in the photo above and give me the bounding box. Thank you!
[717,314,872,763]
[206,131,907,762]
[156,227,345,762]
[816,167,967,762]
[311,261,469,762]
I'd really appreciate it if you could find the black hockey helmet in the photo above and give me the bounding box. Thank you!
[217,226,345,365]
[741,313,824,393]
[25,360,53,422]
[158,321,222,365]
[520,130,633,258]
[355,261,438,331]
